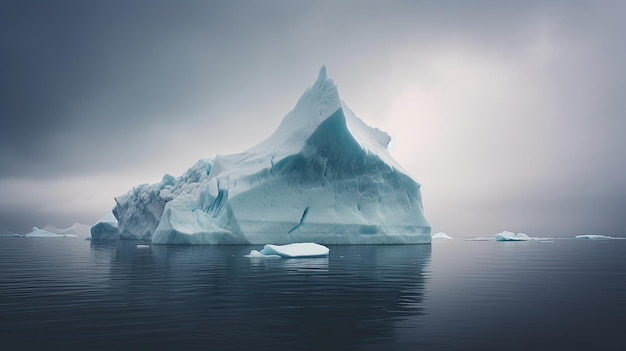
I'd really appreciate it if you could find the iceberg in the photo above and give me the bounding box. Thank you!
[90,213,120,240]
[432,232,453,239]
[98,66,431,245]
[495,231,531,241]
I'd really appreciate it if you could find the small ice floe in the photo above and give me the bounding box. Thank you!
[495,231,531,241]
[246,243,329,258]
[136,244,151,249]
[432,232,453,239]
[245,250,281,259]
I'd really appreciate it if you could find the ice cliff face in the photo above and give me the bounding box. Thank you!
[94,66,431,244]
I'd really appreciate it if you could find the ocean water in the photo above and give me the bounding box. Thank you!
[0,237,624,350]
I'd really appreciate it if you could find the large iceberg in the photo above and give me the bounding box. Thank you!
[96,66,431,245]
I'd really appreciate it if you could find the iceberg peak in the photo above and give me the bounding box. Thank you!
[317,65,328,84]
[97,67,431,244]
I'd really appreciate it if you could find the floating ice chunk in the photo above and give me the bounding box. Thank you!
[137,244,151,249]
[432,232,453,239]
[464,237,493,241]
[575,234,615,240]
[261,243,329,258]
[245,250,281,259]
[495,231,531,241]
[248,243,330,258]
[24,227,78,238]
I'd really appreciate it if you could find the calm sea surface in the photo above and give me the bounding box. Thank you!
[1,237,624,350]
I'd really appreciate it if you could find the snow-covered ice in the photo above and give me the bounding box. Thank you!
[432,232,453,239]
[97,66,431,245]
[246,243,329,258]
[495,231,531,241]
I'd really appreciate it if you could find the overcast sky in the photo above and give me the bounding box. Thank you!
[1,0,624,237]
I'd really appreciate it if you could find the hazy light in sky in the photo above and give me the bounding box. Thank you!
[0,0,624,236]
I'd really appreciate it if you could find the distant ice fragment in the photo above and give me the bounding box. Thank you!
[495,231,531,241]
[432,232,453,239]
[43,223,91,237]
[465,237,494,241]
[24,227,78,238]
[575,234,615,240]
[247,243,329,258]
[136,244,150,249]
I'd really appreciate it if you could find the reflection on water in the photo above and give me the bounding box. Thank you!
[93,242,432,350]
[3,238,626,350]
[0,239,430,350]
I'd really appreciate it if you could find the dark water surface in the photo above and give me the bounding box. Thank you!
[1,237,624,350]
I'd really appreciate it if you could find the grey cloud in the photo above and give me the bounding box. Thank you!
[1,0,624,235]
